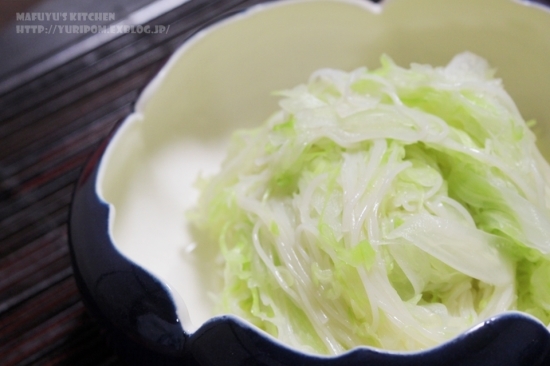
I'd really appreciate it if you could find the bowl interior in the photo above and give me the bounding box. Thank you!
[96,0,550,338]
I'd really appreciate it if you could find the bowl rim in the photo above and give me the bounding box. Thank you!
[71,0,550,363]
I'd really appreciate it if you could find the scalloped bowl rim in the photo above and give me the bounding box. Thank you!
[93,0,550,358]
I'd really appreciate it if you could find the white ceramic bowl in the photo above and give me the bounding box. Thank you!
[70,0,550,364]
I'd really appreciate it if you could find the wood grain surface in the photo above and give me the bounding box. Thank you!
[0,1,265,364]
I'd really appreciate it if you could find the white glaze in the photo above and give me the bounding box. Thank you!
[96,0,550,338]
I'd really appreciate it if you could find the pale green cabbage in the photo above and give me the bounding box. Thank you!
[190,52,550,354]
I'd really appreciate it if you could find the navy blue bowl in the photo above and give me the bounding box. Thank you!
[69,0,550,365]
[68,145,550,364]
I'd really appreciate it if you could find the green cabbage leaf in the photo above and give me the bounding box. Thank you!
[190,53,550,354]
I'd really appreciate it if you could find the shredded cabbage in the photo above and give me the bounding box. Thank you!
[190,52,550,354]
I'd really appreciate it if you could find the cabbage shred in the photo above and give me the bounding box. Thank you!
[190,53,550,354]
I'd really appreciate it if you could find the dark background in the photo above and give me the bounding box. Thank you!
[0,0,264,364]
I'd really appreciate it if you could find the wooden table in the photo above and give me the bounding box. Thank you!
[0,1,266,364]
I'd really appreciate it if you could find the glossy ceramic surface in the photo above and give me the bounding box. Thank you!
[70,154,550,365]
[69,0,550,364]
